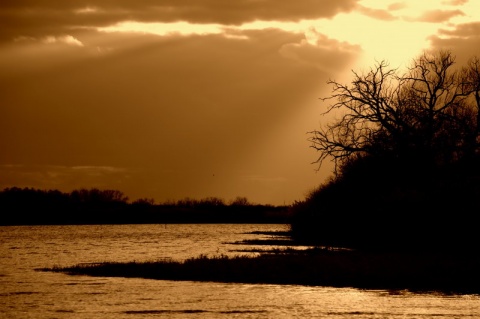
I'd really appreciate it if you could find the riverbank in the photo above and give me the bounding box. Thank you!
[39,248,480,295]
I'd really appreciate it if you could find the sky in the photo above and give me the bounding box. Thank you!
[1,0,480,205]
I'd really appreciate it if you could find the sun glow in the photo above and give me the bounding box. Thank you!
[310,12,438,70]
[309,0,480,70]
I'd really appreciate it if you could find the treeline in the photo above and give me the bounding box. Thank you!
[0,187,290,225]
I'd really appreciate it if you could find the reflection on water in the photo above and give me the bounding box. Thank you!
[1,224,479,318]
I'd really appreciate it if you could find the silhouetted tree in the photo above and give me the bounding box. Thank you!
[132,198,155,206]
[310,50,479,174]
[198,197,225,207]
[291,50,480,251]
[464,56,480,138]
[229,196,250,206]
[70,188,128,204]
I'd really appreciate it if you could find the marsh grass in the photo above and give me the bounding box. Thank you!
[39,248,480,295]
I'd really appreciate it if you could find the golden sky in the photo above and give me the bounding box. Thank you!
[1,0,479,205]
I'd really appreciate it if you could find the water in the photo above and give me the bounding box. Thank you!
[1,224,479,319]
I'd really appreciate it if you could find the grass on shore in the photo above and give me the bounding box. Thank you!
[38,248,480,295]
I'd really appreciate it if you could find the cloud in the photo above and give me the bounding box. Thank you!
[388,2,408,11]
[13,35,84,46]
[0,0,359,43]
[428,22,480,64]
[411,9,465,23]
[0,165,129,191]
[99,21,226,37]
[357,5,397,21]
[43,35,84,46]
[75,6,100,14]
[279,33,361,72]
[72,166,127,175]
[435,21,480,38]
[442,0,469,5]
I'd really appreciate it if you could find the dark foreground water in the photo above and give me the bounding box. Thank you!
[1,224,479,319]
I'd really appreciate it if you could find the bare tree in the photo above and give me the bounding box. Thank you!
[310,50,480,174]
[463,56,480,137]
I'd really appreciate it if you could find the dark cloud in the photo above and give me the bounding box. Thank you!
[0,0,359,43]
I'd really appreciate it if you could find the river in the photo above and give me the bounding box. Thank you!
[1,224,479,318]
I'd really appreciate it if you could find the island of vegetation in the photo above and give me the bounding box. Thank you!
[18,50,480,294]
[41,248,480,295]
